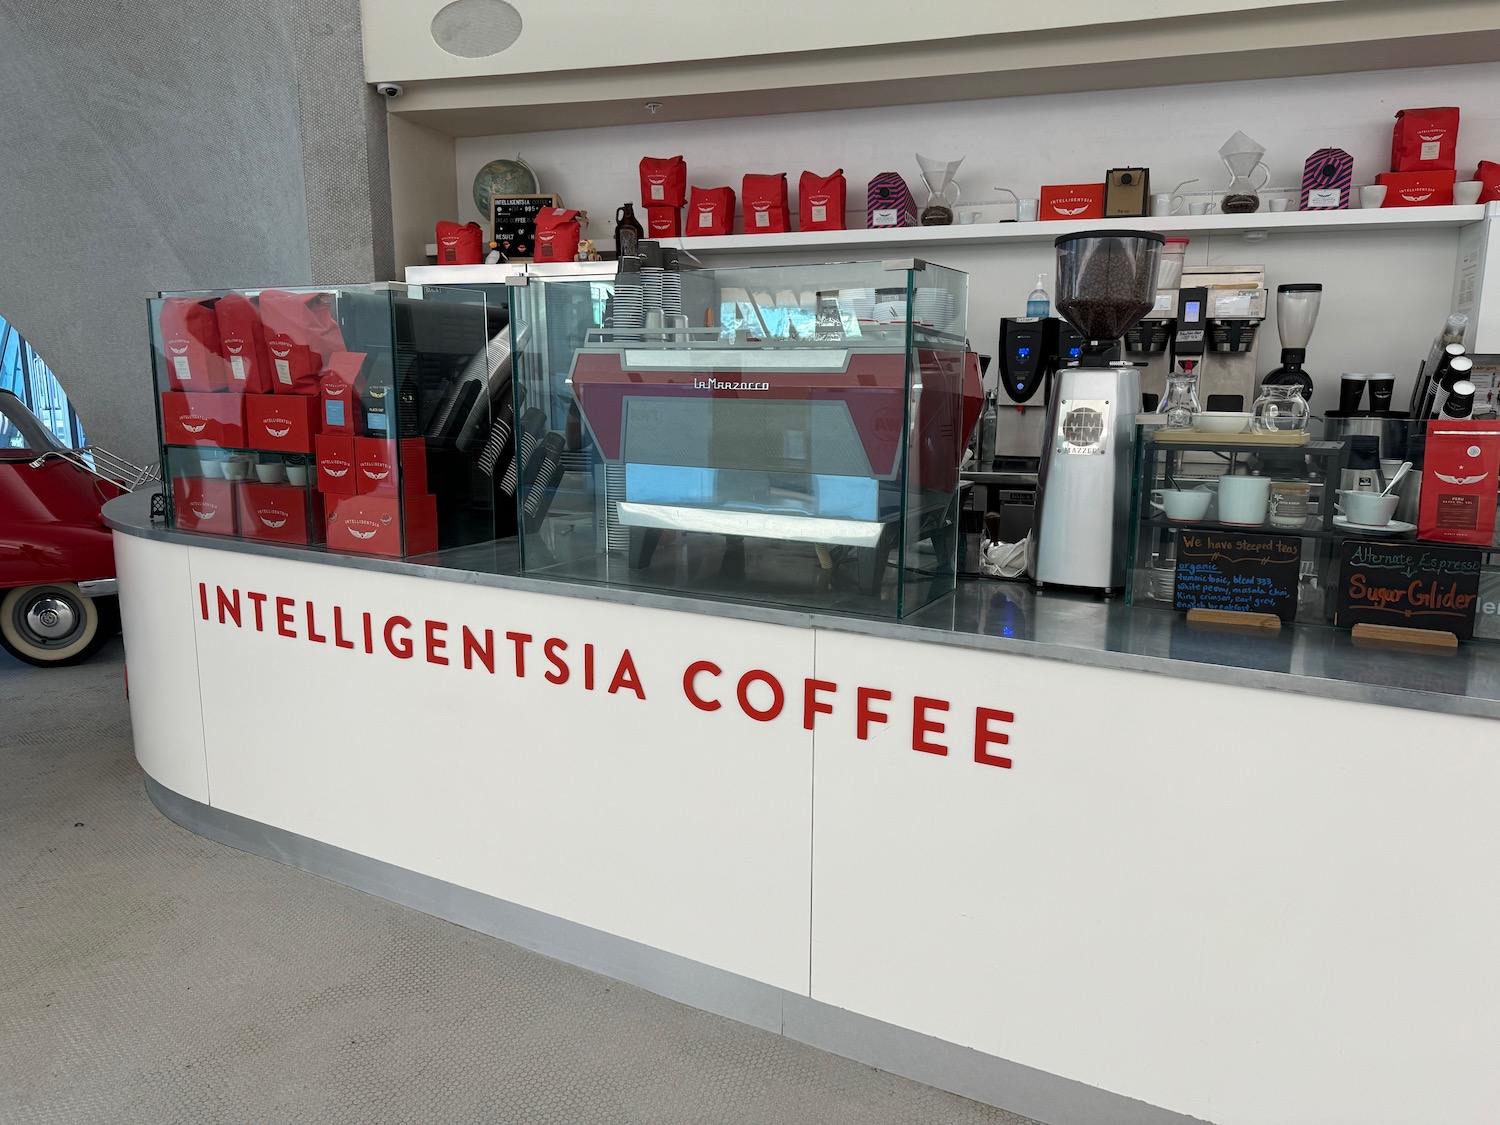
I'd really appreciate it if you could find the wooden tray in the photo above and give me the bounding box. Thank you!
[1152,427,1310,446]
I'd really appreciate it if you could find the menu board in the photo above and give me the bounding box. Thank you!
[490,193,559,261]
[1335,541,1481,638]
[1173,530,1301,621]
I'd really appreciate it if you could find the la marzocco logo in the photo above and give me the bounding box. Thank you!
[359,459,391,481]
[322,460,350,478]
[180,415,208,434]
[257,507,290,529]
[1400,186,1436,202]
[1051,195,1095,216]
[692,377,771,392]
[262,417,293,438]
[168,339,190,356]
[190,502,219,520]
[269,341,292,359]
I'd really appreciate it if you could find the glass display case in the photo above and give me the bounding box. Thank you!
[150,282,505,559]
[510,259,979,617]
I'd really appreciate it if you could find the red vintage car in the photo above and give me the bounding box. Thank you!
[0,389,126,665]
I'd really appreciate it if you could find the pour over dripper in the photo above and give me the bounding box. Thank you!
[916,153,963,225]
[1218,131,1270,214]
[1262,283,1322,394]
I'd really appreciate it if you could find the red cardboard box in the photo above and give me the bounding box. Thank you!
[1419,420,1500,546]
[236,482,323,545]
[326,493,438,558]
[1040,184,1107,220]
[354,437,427,497]
[1391,107,1459,172]
[1377,170,1456,207]
[686,186,735,236]
[158,296,227,392]
[314,434,358,496]
[172,478,238,536]
[160,391,247,448]
[319,352,367,436]
[645,207,681,239]
[244,393,319,453]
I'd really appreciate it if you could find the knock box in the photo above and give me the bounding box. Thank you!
[314,433,358,496]
[1040,183,1106,221]
[160,391,247,448]
[353,436,427,497]
[236,482,324,545]
[325,493,438,558]
[1391,107,1459,172]
[244,393,320,454]
[1419,420,1500,546]
[1377,170,1456,207]
[172,478,238,536]
[1104,168,1150,217]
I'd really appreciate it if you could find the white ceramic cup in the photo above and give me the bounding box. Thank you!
[958,209,981,224]
[255,461,286,484]
[1017,198,1039,222]
[1188,201,1209,216]
[1150,488,1212,522]
[1268,198,1290,212]
[1338,490,1400,527]
[200,456,225,479]
[1150,193,1183,217]
[285,464,310,486]
[222,456,253,482]
[1360,185,1388,209]
[1455,180,1483,206]
[1218,475,1272,525]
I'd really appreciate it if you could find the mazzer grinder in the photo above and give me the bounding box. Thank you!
[1030,230,1164,592]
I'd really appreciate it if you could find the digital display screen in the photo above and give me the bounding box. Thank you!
[1184,300,1202,323]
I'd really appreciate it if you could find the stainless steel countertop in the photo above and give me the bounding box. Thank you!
[105,490,1500,721]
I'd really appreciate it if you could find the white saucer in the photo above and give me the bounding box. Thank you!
[1334,516,1416,534]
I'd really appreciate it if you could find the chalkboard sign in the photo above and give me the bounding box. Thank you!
[1173,530,1301,621]
[490,193,559,261]
[1335,541,1481,638]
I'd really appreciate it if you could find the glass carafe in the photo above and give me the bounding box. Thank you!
[1158,372,1201,428]
[916,153,963,226]
[1251,384,1310,433]
[1219,131,1270,215]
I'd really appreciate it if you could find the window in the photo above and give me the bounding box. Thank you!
[0,315,85,448]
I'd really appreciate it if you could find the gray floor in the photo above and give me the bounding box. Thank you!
[0,640,1040,1125]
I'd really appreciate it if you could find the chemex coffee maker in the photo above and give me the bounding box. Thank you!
[1030,229,1164,593]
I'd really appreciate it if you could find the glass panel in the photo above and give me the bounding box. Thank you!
[0,390,64,454]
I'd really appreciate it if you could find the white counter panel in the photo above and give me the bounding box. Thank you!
[810,628,1500,1125]
[184,546,814,994]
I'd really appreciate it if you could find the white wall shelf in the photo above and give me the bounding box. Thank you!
[660,205,1490,258]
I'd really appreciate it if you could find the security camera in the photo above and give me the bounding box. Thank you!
[374,82,405,98]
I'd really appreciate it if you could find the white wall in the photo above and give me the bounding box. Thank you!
[456,62,1500,413]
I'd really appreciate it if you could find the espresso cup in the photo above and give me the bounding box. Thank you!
[1338,490,1400,528]
[1150,488,1212,522]
[1268,198,1290,212]
[1455,180,1483,206]
[1189,202,1209,216]
[1218,475,1271,525]
[1360,185,1387,209]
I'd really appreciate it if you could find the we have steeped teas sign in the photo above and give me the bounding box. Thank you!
[1174,530,1301,621]
[1336,541,1481,638]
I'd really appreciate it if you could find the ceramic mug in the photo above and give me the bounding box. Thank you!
[1016,198,1039,222]
[255,461,286,484]
[1360,185,1388,209]
[1268,198,1290,212]
[285,464,310,487]
[222,456,254,482]
[1455,180,1483,206]
[1218,475,1271,525]
[1337,490,1399,528]
[1188,201,1210,216]
[1150,488,1212,522]
[1150,193,1185,217]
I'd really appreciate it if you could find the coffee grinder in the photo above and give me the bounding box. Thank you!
[1262,282,1322,395]
[1030,229,1164,593]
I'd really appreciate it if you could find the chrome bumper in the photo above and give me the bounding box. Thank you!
[77,578,118,598]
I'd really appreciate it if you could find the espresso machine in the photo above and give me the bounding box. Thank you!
[1030,229,1164,593]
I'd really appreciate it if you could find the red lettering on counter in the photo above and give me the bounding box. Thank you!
[426,619,448,665]
[609,649,645,699]
[362,611,374,654]
[463,626,494,672]
[275,596,296,638]
[247,591,268,632]
[912,696,949,756]
[198,582,209,621]
[857,687,892,740]
[803,679,835,731]
[736,669,784,722]
[306,601,327,644]
[385,615,413,659]
[332,606,355,650]
[684,660,721,711]
[217,586,240,627]
[544,637,568,684]
[583,643,595,690]
[974,708,1014,769]
[506,631,532,677]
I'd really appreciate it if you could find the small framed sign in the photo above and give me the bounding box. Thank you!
[490,193,560,261]
[1173,529,1301,622]
[1335,540,1481,638]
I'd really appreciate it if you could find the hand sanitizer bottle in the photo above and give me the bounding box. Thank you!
[1026,273,1050,318]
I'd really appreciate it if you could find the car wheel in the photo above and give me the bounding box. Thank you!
[0,583,107,667]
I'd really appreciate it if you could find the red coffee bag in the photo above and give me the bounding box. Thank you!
[1419,420,1500,546]
[799,169,846,230]
[742,173,790,234]
[1392,107,1459,172]
[1475,161,1500,204]
[158,297,227,392]
[686,186,736,236]
[259,289,346,396]
[435,221,484,265]
[640,156,687,208]
[214,293,275,394]
[533,208,582,263]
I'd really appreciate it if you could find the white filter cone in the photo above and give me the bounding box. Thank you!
[916,153,964,196]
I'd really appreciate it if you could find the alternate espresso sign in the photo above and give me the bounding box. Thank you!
[1335,541,1481,638]
[1173,530,1301,621]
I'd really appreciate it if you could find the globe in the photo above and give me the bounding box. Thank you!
[472,158,539,216]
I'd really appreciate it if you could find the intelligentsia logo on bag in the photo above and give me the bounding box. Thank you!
[257,507,289,530]
[262,416,293,439]
[180,415,208,434]
[194,580,1017,769]
[190,502,218,520]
